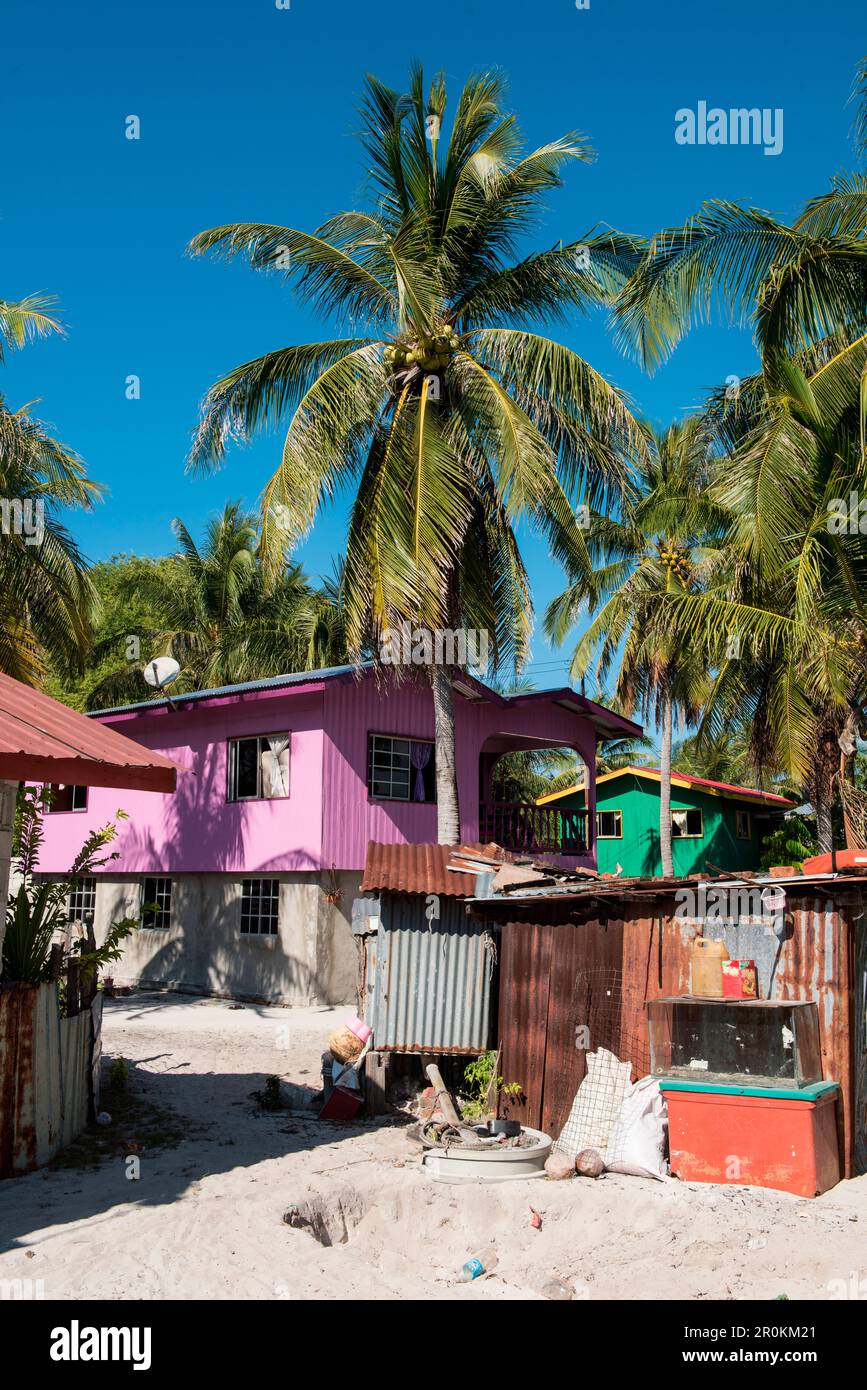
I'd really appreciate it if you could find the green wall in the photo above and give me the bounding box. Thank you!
[565,773,773,876]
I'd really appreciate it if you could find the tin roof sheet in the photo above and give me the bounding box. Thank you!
[361,842,484,897]
[0,671,179,791]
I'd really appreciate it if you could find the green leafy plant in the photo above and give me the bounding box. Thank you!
[1,786,133,989]
[759,814,820,871]
[106,1056,129,1090]
[459,1050,521,1122]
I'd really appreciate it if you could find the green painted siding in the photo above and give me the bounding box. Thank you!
[563,774,774,876]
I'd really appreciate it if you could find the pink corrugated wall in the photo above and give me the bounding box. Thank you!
[321,676,597,870]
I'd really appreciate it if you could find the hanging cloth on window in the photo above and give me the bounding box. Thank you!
[410,742,432,801]
[263,735,290,797]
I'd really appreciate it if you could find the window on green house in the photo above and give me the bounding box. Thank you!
[735,808,751,839]
[672,808,703,838]
[596,809,623,838]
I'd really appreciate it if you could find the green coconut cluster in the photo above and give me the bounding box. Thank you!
[384,328,461,373]
[657,539,691,583]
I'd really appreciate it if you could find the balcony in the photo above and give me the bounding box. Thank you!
[479,802,590,856]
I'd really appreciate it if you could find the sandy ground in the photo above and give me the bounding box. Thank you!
[0,991,864,1302]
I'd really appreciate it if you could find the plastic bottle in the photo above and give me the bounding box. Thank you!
[540,1279,574,1301]
[458,1248,499,1281]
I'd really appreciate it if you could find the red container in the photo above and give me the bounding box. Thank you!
[722,959,757,999]
[661,1081,840,1197]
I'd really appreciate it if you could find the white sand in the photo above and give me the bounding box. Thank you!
[0,992,863,1301]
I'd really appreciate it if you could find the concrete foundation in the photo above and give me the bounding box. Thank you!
[69,870,360,1006]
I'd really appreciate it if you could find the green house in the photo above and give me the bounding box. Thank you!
[538,766,795,877]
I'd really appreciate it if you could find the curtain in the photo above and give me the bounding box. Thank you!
[262,735,290,797]
[410,742,432,801]
[671,809,687,837]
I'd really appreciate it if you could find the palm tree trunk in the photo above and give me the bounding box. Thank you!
[429,662,461,844]
[659,687,674,877]
[813,721,841,855]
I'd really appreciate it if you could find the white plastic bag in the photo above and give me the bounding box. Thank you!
[604,1075,668,1180]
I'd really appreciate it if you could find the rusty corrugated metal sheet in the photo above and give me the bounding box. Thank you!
[497,914,625,1136]
[488,882,866,1176]
[362,894,495,1053]
[0,981,93,1178]
[361,842,479,898]
[0,670,179,791]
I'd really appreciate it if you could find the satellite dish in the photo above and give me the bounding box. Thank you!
[143,657,181,690]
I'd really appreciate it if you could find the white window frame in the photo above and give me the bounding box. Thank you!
[45,784,88,813]
[67,877,96,927]
[227,733,291,803]
[240,878,280,936]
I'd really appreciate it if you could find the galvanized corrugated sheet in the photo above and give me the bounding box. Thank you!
[363,895,495,1053]
[361,842,479,898]
[59,1011,91,1149]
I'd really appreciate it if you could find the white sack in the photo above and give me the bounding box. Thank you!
[604,1075,668,1181]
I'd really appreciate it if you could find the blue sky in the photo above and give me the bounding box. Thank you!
[2,0,864,693]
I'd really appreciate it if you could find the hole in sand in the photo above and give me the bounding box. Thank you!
[283,1188,367,1247]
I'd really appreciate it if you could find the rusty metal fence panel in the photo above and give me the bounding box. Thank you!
[0,981,94,1178]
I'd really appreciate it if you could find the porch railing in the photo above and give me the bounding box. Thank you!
[479,802,590,855]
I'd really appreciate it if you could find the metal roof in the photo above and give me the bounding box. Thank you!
[361,842,482,897]
[0,671,179,792]
[87,663,364,716]
[86,662,643,742]
[538,764,795,807]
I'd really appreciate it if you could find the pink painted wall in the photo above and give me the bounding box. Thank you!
[36,672,600,876]
[36,686,326,875]
[320,675,597,868]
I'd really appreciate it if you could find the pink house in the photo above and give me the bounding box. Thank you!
[36,665,640,1005]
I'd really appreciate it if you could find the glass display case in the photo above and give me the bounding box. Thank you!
[647,997,822,1089]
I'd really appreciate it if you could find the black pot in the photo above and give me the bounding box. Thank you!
[488,1118,521,1137]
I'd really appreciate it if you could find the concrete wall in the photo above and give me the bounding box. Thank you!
[75,870,360,1007]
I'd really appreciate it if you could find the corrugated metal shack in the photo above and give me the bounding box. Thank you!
[469,868,867,1179]
[355,843,497,1058]
[0,981,102,1178]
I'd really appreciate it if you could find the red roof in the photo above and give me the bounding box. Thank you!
[0,671,179,792]
[361,842,481,897]
[647,768,795,805]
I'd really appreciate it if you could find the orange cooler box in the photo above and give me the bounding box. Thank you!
[660,1080,840,1197]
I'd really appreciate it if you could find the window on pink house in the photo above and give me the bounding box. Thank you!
[367,734,436,802]
[45,784,88,813]
[227,734,290,801]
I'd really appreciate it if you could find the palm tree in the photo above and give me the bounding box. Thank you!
[646,345,867,852]
[546,419,715,874]
[606,60,867,851]
[0,294,100,683]
[612,57,867,376]
[187,65,643,841]
[84,503,341,708]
